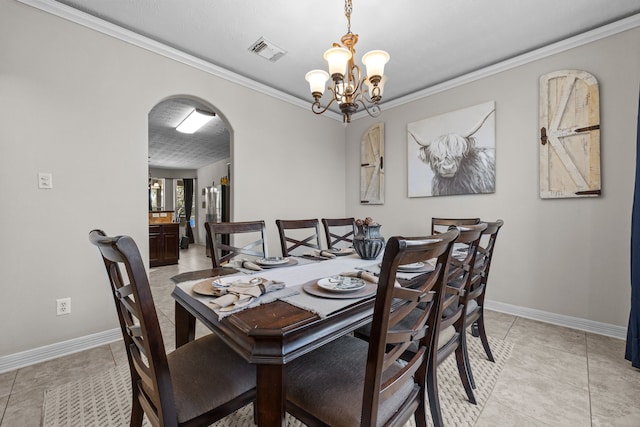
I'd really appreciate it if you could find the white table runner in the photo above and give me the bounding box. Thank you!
[177,254,382,319]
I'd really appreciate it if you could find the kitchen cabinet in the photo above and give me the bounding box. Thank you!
[149,223,179,267]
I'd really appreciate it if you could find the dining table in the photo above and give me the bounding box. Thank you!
[171,252,434,427]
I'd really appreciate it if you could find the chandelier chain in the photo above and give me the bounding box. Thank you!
[344,0,352,33]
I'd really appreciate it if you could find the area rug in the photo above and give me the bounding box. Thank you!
[42,337,512,427]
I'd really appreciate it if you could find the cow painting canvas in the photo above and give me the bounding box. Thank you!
[407,101,496,197]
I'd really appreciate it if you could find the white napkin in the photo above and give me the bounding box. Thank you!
[305,250,337,259]
[210,280,285,309]
[211,293,250,308]
[340,270,378,283]
[331,247,355,255]
[225,258,263,271]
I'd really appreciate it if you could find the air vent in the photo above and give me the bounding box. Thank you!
[248,37,287,62]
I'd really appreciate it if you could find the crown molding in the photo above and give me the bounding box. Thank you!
[353,12,640,120]
[14,0,640,122]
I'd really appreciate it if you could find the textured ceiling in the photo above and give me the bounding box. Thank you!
[148,98,229,170]
[48,0,640,170]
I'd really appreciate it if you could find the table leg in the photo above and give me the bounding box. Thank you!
[256,364,286,426]
[174,301,195,348]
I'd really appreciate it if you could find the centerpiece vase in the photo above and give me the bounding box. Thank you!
[353,224,385,260]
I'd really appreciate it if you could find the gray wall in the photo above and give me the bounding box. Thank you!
[345,27,640,328]
[0,0,346,357]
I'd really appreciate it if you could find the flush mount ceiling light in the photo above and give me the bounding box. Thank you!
[305,0,389,123]
[176,109,215,134]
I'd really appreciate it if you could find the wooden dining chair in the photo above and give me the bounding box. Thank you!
[204,220,268,268]
[321,217,356,249]
[89,230,256,427]
[431,217,480,234]
[353,223,486,427]
[275,218,322,256]
[285,229,459,427]
[465,220,504,369]
[430,223,486,418]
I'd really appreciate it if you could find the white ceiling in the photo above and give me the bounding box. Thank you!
[47,0,640,169]
[148,98,230,170]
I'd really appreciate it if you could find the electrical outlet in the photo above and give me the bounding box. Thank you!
[56,298,71,315]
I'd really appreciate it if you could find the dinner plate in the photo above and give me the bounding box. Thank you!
[256,257,289,266]
[302,281,377,299]
[212,276,265,288]
[257,258,298,269]
[193,276,265,296]
[377,261,427,272]
[397,262,425,271]
[317,276,366,293]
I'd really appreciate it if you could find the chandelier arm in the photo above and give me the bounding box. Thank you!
[360,84,374,104]
[356,97,382,118]
[348,64,362,95]
[332,82,346,103]
[311,96,337,115]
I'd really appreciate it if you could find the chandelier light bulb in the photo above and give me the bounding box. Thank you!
[324,47,352,79]
[305,70,330,97]
[362,50,390,84]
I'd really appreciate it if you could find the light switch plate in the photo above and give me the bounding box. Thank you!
[38,172,53,189]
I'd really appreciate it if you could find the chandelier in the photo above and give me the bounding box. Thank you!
[305,0,390,123]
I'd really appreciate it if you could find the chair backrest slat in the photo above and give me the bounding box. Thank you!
[431,217,480,235]
[276,219,322,256]
[321,217,356,249]
[205,221,268,267]
[440,223,487,325]
[475,219,504,281]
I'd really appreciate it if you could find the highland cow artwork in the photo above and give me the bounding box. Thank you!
[407,101,496,197]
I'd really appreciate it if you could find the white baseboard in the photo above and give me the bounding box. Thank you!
[0,328,122,374]
[485,300,627,340]
[0,301,628,373]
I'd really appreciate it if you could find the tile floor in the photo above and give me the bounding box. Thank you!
[1,244,638,426]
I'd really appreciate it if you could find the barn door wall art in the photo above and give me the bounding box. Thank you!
[407,101,496,197]
[360,123,385,204]
[539,70,601,198]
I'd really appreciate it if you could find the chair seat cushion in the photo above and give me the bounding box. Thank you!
[168,334,256,423]
[286,335,415,427]
[466,299,479,316]
[442,298,478,318]
[356,308,459,356]
[438,325,456,349]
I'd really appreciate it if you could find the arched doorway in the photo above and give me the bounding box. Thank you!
[148,95,231,262]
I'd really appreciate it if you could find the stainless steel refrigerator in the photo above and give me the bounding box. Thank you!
[204,184,229,256]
